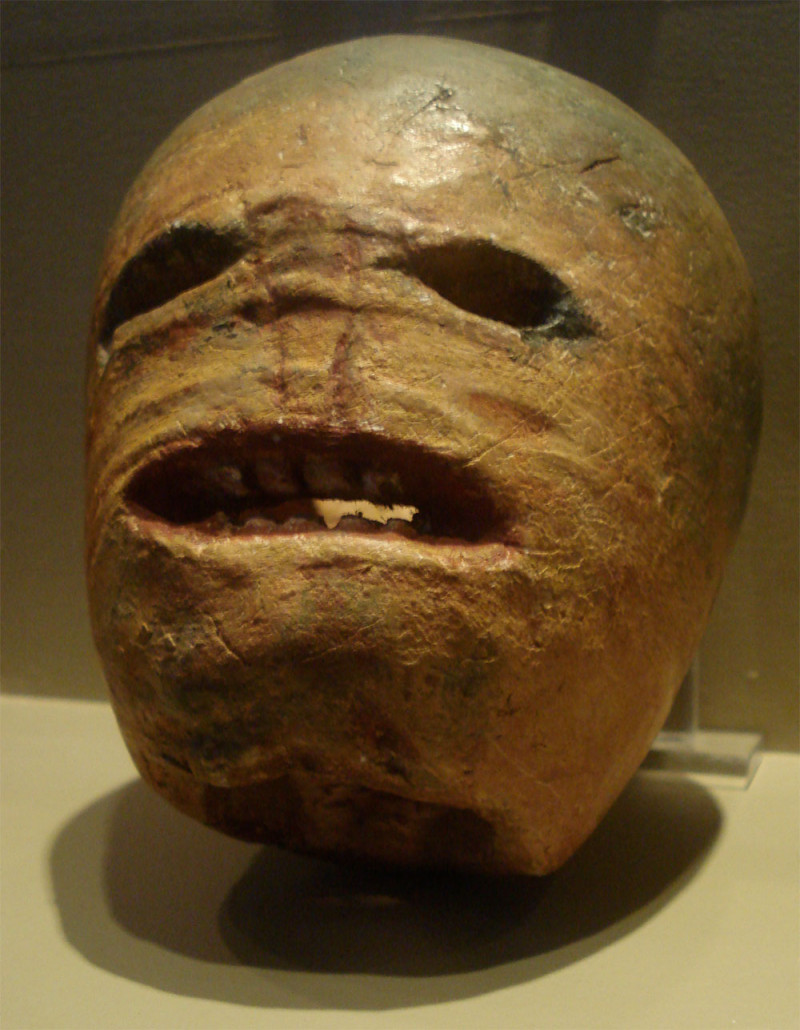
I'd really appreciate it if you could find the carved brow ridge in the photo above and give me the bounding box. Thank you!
[98,223,249,346]
[98,220,595,347]
[381,239,595,339]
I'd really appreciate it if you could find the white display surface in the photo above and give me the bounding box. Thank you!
[2,695,798,1030]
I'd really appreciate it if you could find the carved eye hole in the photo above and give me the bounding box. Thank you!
[395,240,594,340]
[98,224,248,347]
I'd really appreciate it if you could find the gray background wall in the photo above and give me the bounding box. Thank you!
[2,1,797,749]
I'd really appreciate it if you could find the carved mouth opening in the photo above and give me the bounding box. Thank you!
[125,431,502,543]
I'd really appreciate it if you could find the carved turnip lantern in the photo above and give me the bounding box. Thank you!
[86,36,760,874]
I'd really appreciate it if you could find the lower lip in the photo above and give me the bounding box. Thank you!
[122,507,521,565]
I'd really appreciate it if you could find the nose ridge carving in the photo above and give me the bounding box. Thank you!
[329,310,367,421]
[261,231,372,421]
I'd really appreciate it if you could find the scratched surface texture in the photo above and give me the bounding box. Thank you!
[83,35,758,872]
[2,2,797,759]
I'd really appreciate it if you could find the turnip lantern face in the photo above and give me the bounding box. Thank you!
[86,37,760,875]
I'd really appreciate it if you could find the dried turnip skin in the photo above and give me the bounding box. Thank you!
[86,36,760,874]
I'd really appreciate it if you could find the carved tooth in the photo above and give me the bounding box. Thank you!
[302,454,356,497]
[411,511,433,536]
[362,468,405,505]
[199,464,250,498]
[384,518,418,538]
[254,454,299,498]
[240,515,276,534]
[200,511,233,532]
[336,514,380,533]
[282,516,325,533]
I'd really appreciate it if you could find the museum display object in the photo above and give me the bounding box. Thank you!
[86,36,761,875]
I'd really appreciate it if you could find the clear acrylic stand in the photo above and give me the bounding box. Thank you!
[643,657,762,788]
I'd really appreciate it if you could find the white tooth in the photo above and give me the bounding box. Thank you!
[254,456,298,497]
[314,498,349,527]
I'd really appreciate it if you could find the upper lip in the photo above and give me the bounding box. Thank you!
[124,427,507,545]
